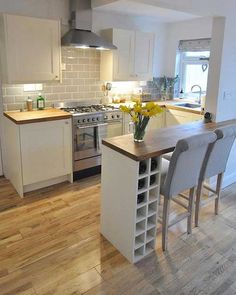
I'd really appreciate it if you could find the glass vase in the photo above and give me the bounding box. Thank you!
[133,118,150,142]
[134,127,146,142]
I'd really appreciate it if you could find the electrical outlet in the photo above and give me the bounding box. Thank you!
[223,91,232,100]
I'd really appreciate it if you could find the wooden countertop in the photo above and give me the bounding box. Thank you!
[164,104,203,115]
[111,100,203,115]
[4,108,72,124]
[102,119,236,161]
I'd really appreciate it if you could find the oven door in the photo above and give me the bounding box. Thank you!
[74,123,107,171]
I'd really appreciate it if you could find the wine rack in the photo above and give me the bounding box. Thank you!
[134,156,161,262]
[101,145,161,264]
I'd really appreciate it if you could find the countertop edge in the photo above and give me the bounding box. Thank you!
[102,139,175,161]
[102,119,236,162]
[4,111,72,124]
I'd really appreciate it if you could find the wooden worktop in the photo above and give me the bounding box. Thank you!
[102,119,236,161]
[4,108,72,124]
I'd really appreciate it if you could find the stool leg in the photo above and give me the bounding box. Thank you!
[162,197,170,251]
[195,182,203,227]
[215,173,223,215]
[187,187,195,234]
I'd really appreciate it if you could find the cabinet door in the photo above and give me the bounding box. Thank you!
[134,32,154,81]
[113,29,135,81]
[3,14,60,83]
[20,119,72,185]
[165,109,200,127]
[146,114,164,131]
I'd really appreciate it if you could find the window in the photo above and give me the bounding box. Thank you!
[178,51,210,98]
[175,38,211,100]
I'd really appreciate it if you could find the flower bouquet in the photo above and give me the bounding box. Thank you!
[120,102,163,142]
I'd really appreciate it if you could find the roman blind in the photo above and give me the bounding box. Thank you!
[178,38,211,52]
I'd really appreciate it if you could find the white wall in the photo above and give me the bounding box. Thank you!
[146,0,236,187]
[164,17,213,76]
[93,11,168,77]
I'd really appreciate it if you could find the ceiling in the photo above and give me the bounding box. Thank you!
[92,0,200,23]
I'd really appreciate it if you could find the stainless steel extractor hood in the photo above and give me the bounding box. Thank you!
[62,0,117,50]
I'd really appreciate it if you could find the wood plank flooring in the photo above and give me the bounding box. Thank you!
[0,175,236,294]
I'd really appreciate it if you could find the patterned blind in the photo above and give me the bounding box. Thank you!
[178,38,211,52]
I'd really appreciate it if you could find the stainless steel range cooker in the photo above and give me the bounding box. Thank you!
[55,102,123,173]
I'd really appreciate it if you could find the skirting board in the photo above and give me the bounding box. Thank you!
[209,171,236,190]
[23,174,72,195]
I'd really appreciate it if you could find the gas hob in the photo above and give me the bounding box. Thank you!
[60,104,116,115]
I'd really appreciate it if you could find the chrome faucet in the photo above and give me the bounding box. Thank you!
[191,84,202,105]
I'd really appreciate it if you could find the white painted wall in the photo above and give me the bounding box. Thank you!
[139,0,236,187]
[93,10,168,77]
[164,17,213,76]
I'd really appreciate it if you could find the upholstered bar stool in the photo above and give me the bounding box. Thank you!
[195,124,236,227]
[160,132,217,251]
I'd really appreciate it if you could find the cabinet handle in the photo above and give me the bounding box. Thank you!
[65,121,69,125]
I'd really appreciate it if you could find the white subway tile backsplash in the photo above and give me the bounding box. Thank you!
[66,85,78,93]
[73,79,85,86]
[6,87,23,96]
[78,72,90,79]
[65,72,78,79]
[52,86,66,93]
[3,96,15,103]
[2,48,104,110]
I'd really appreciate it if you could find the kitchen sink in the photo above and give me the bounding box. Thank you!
[174,103,201,109]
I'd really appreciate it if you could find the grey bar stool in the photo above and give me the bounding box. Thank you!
[195,124,236,227]
[160,132,217,251]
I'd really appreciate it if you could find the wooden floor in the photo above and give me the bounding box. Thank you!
[0,176,236,295]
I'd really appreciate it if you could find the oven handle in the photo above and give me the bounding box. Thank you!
[77,123,108,129]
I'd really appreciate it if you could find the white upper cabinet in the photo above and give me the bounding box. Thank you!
[100,28,154,81]
[0,14,61,83]
[134,31,154,81]
[113,29,135,81]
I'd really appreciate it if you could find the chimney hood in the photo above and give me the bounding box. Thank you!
[62,0,117,50]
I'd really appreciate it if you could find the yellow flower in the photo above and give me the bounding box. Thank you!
[120,105,131,113]
[120,101,163,120]
[141,110,150,117]
[133,104,142,114]
[131,114,139,122]
[146,102,156,111]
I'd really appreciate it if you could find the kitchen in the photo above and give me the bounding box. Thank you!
[0,0,236,294]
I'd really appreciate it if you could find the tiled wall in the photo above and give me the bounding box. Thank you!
[1,47,104,111]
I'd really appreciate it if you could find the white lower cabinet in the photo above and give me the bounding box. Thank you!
[4,118,73,197]
[165,109,203,127]
[147,114,164,131]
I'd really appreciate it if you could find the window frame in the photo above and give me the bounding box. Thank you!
[178,51,210,96]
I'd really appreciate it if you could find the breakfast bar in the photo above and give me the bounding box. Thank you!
[101,119,236,263]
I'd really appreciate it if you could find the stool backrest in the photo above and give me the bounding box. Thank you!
[162,132,217,199]
[200,124,236,180]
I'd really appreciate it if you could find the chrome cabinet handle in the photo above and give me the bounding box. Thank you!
[77,123,108,129]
